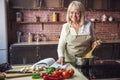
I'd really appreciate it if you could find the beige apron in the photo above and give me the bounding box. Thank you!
[64,27,93,63]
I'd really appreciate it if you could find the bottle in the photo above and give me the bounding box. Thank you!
[34,16,37,22]
[28,32,33,43]
[52,12,57,22]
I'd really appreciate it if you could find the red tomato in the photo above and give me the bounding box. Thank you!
[43,75,49,80]
[40,73,47,78]
[62,70,70,79]
[58,69,65,75]
[52,71,60,77]
[68,68,74,77]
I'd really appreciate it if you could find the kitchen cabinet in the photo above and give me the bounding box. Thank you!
[85,0,108,11]
[109,0,120,11]
[93,42,120,60]
[9,0,72,9]
[9,0,40,9]
[85,0,120,11]
[9,42,58,64]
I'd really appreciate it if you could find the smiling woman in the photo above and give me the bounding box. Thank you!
[57,1,101,65]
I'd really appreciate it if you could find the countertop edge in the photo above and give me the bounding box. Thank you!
[11,41,59,46]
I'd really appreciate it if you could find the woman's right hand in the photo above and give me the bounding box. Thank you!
[56,57,64,65]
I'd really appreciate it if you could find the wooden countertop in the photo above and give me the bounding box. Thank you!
[6,64,88,80]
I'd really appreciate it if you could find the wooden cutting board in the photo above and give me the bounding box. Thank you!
[6,73,32,78]
[6,65,32,78]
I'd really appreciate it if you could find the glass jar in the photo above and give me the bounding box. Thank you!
[16,12,23,22]
[28,32,33,43]
[52,12,57,22]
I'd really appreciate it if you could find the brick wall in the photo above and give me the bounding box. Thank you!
[10,9,120,43]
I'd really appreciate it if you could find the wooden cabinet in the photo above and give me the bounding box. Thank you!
[9,44,58,64]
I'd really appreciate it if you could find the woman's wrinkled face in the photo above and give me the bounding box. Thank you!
[69,6,80,23]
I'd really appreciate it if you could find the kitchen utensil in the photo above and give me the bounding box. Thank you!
[82,39,102,58]
[82,45,96,58]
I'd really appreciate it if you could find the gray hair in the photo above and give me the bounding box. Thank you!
[66,1,85,25]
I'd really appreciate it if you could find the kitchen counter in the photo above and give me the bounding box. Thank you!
[11,40,120,46]
[6,64,88,80]
[102,40,120,44]
[11,41,58,46]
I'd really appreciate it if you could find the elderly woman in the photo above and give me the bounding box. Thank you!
[57,1,101,65]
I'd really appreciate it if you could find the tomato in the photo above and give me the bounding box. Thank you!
[52,71,60,77]
[62,70,70,79]
[43,75,49,80]
[58,69,65,75]
[40,73,47,78]
[68,68,74,77]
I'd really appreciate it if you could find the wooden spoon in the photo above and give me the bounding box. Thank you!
[82,45,96,58]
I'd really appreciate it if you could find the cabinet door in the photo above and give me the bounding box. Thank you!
[93,44,113,59]
[93,43,120,60]
[10,44,58,64]
[10,45,39,64]
[37,45,58,60]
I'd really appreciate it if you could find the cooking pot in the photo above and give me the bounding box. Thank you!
[76,57,94,66]
[76,45,97,66]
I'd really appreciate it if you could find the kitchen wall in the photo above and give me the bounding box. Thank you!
[8,1,120,44]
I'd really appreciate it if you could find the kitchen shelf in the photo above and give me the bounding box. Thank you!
[91,21,120,23]
[17,21,120,24]
[16,21,66,24]
[12,7,67,11]
[15,21,66,30]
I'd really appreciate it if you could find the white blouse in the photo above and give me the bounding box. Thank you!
[57,21,92,58]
